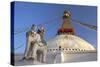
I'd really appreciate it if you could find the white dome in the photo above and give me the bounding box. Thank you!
[47,34,95,50]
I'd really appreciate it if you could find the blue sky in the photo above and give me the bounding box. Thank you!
[13,1,97,53]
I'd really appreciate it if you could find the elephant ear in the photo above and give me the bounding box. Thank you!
[26,31,29,37]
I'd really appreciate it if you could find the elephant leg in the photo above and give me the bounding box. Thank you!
[37,50,41,62]
[29,42,35,59]
[36,46,43,62]
[24,41,31,59]
[36,50,38,61]
[38,52,42,62]
[32,44,38,61]
[40,51,43,62]
[42,47,47,63]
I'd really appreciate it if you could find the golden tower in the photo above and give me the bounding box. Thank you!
[57,10,74,35]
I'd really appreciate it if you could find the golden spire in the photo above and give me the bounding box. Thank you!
[57,10,74,35]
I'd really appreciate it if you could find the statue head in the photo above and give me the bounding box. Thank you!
[37,26,45,38]
[31,24,36,31]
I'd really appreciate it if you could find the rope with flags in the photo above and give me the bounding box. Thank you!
[14,16,61,35]
[14,16,97,51]
[71,18,97,31]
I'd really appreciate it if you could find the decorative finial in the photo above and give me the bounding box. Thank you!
[63,10,71,19]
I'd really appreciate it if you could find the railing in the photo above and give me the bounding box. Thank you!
[47,48,97,53]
